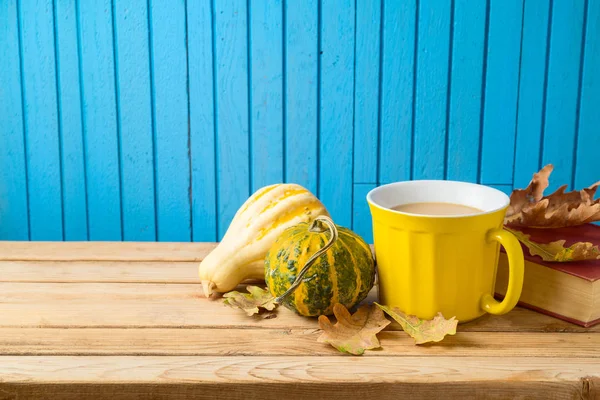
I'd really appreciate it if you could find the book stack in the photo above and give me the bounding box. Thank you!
[495,224,600,327]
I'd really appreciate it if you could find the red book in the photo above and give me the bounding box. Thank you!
[495,224,600,327]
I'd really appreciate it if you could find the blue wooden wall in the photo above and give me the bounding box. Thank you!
[1,0,598,243]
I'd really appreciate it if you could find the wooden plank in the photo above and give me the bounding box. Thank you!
[413,0,451,180]
[480,0,523,185]
[0,356,597,400]
[0,282,597,333]
[187,0,217,242]
[250,0,284,191]
[353,0,381,184]
[318,0,355,227]
[284,0,318,193]
[352,183,375,243]
[513,0,551,189]
[113,0,156,241]
[55,0,87,240]
[0,380,596,400]
[574,0,600,189]
[1,328,598,358]
[18,0,63,240]
[78,0,122,240]
[0,261,199,283]
[379,0,416,184]
[214,0,250,240]
[542,0,586,191]
[446,0,486,183]
[0,241,216,261]
[149,0,191,241]
[488,184,512,196]
[0,0,29,240]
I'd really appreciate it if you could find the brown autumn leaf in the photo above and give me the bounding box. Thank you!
[223,286,277,316]
[375,303,457,344]
[317,303,391,355]
[507,228,600,262]
[505,164,600,228]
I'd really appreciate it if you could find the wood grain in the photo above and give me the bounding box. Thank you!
[541,0,586,191]
[0,1,29,241]
[379,0,415,184]
[214,0,250,240]
[113,0,156,241]
[512,0,550,189]
[18,0,63,240]
[284,0,319,195]
[0,281,597,332]
[187,0,217,242]
[413,0,451,180]
[149,0,191,241]
[0,242,216,261]
[353,0,381,184]
[0,328,598,358]
[574,0,600,190]
[78,0,122,240]
[0,356,597,400]
[446,0,486,183]
[0,380,596,400]
[0,261,199,283]
[249,0,284,191]
[54,0,88,241]
[319,0,355,227]
[480,0,523,185]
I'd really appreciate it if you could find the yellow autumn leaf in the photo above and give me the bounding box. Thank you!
[317,303,390,355]
[506,227,600,262]
[375,303,457,344]
[223,286,277,316]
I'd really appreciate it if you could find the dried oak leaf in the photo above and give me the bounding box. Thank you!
[317,303,391,355]
[223,286,277,316]
[507,228,600,262]
[375,303,457,345]
[506,164,600,228]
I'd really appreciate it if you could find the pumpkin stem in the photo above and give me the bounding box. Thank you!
[273,216,339,305]
[202,280,216,297]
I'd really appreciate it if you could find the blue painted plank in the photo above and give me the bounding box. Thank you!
[480,0,523,185]
[149,0,191,241]
[513,0,550,189]
[413,0,451,180]
[353,0,381,184]
[77,0,122,240]
[319,0,355,228]
[446,0,486,183]
[542,0,586,191]
[0,1,29,240]
[114,0,156,241]
[188,0,217,242]
[284,0,318,194]
[214,0,250,239]
[250,0,283,191]
[488,184,513,196]
[18,0,62,240]
[574,0,600,189]
[352,183,376,244]
[55,0,87,240]
[379,0,416,184]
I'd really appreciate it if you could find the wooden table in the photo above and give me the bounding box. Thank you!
[0,242,599,399]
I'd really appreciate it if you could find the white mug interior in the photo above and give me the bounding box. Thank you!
[367,180,510,218]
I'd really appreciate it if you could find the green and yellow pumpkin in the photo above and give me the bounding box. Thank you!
[265,216,375,317]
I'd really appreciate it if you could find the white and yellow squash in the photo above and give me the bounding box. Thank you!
[199,183,330,296]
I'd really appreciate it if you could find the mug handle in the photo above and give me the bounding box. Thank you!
[479,228,524,315]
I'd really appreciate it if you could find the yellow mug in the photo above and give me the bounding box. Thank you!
[367,180,524,322]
